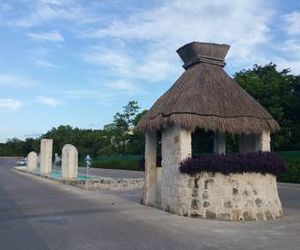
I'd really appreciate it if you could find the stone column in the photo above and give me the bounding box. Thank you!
[27,151,38,172]
[239,131,271,153]
[255,131,271,151]
[142,132,157,206]
[214,131,226,154]
[61,144,78,180]
[161,126,191,215]
[40,139,53,175]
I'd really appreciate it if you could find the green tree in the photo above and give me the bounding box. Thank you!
[234,63,299,150]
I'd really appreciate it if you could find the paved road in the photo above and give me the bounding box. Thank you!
[1,158,300,250]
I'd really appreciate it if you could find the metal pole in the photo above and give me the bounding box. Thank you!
[86,157,89,178]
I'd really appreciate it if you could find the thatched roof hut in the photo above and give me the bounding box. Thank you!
[137,42,279,134]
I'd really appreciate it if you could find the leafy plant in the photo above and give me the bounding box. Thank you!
[179,151,287,176]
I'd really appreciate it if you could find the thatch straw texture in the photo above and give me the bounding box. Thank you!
[136,42,279,134]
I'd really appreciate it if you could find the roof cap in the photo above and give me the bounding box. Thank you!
[176,42,230,69]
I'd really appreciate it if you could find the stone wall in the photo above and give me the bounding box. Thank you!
[14,166,144,191]
[167,172,282,221]
[77,178,144,191]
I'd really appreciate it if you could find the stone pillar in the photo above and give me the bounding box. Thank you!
[27,151,38,172]
[161,126,191,215]
[61,144,78,180]
[142,132,157,206]
[239,131,271,153]
[40,139,53,175]
[255,131,271,151]
[214,131,226,154]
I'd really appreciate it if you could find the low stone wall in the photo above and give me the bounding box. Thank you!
[14,167,144,191]
[163,172,283,221]
[69,178,144,191]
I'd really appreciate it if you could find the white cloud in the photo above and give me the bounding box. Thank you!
[31,57,58,68]
[60,88,126,100]
[0,74,35,87]
[84,48,133,78]
[35,96,61,107]
[27,30,64,42]
[104,80,143,94]
[84,0,274,82]
[30,47,58,68]
[4,0,99,28]
[83,46,176,82]
[0,98,24,112]
[283,11,300,35]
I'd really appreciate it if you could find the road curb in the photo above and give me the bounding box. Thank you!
[278,182,300,188]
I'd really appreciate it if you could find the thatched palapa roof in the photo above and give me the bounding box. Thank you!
[136,42,279,134]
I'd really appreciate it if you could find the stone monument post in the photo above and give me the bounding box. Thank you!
[40,139,53,175]
[61,144,78,179]
[27,151,38,172]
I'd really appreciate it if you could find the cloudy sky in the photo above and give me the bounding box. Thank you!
[0,0,299,142]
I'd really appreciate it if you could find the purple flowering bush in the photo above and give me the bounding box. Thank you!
[179,151,287,176]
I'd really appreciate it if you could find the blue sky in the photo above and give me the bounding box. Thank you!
[0,0,300,142]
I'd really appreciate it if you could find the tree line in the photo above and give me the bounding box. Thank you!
[0,63,299,157]
[0,100,145,158]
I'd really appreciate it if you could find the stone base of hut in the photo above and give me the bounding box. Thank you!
[158,172,282,221]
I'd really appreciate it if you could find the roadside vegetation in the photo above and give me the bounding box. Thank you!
[0,63,300,182]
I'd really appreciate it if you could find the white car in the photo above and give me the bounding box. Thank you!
[16,158,27,166]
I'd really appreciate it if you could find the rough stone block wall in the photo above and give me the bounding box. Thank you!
[75,178,144,191]
[170,172,283,221]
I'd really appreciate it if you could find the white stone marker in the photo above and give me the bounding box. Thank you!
[40,139,53,175]
[27,151,38,172]
[61,144,78,180]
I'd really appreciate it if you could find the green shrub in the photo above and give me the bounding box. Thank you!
[83,155,143,171]
[278,158,300,183]
[276,151,300,160]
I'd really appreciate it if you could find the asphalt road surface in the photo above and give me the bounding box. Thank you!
[1,158,300,250]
